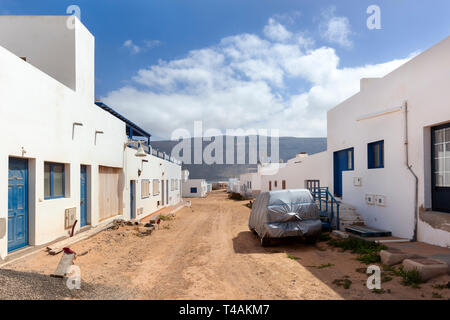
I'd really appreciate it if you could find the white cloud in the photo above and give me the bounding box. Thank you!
[123,40,141,54]
[104,17,413,139]
[123,39,162,54]
[320,8,352,47]
[263,18,292,42]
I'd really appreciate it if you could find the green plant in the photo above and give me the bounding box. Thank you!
[318,233,331,242]
[396,267,422,288]
[328,237,386,254]
[228,192,245,201]
[317,263,334,269]
[381,274,393,283]
[357,253,381,264]
[432,282,450,290]
[159,215,172,221]
[356,267,366,273]
[432,292,443,299]
[328,237,386,264]
[286,253,300,260]
[333,278,352,289]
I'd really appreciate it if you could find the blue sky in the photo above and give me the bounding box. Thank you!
[1,0,450,139]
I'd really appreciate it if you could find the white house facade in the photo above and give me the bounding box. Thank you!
[182,179,209,198]
[327,36,450,247]
[0,16,182,259]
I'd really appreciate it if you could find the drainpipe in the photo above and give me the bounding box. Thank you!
[403,101,419,242]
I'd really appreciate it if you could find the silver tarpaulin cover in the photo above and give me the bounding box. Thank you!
[248,189,322,239]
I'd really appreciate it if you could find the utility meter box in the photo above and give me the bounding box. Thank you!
[365,194,375,205]
[65,207,77,229]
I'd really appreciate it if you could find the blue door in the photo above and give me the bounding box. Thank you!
[8,158,28,252]
[80,165,88,227]
[333,148,354,197]
[130,181,135,219]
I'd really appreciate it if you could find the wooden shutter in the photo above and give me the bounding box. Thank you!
[98,166,122,221]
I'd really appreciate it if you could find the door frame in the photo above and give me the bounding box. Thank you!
[431,123,450,213]
[161,180,165,206]
[8,157,29,252]
[333,147,354,197]
[130,180,136,219]
[80,165,88,227]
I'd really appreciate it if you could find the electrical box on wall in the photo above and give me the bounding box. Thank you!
[65,207,77,229]
[375,195,386,206]
[353,177,362,186]
[365,194,375,205]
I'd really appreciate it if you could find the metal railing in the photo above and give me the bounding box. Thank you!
[308,186,340,230]
[126,141,182,165]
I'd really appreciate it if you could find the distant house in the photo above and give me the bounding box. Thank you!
[182,179,209,198]
[0,16,182,259]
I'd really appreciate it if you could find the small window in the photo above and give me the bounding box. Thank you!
[44,162,65,199]
[269,181,272,191]
[282,180,286,190]
[153,180,160,195]
[347,148,354,170]
[368,140,384,169]
[274,180,278,188]
[141,180,150,198]
[191,187,198,193]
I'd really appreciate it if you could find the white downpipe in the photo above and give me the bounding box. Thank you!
[403,101,419,241]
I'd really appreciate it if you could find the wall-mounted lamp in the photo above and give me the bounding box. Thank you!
[124,140,149,158]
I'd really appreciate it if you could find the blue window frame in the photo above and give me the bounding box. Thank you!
[44,162,65,199]
[368,140,384,169]
[190,187,198,193]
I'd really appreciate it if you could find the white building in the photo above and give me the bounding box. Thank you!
[182,179,208,198]
[260,152,329,192]
[0,16,182,259]
[247,36,450,247]
[327,36,450,247]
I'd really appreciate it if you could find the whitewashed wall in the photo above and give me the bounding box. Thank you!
[0,16,182,258]
[260,152,329,192]
[124,148,182,221]
[182,179,208,197]
[327,36,450,246]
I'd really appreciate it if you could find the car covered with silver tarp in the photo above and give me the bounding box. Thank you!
[248,189,322,246]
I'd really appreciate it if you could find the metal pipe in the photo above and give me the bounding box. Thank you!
[404,101,419,242]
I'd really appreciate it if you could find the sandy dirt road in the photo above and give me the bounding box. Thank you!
[4,190,449,300]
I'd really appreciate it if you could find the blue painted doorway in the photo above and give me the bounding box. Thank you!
[8,157,29,252]
[80,165,88,227]
[333,148,354,198]
[130,180,135,219]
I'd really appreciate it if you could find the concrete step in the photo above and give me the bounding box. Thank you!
[403,258,448,281]
[380,248,422,266]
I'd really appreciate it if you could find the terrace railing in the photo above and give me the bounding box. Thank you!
[308,186,340,231]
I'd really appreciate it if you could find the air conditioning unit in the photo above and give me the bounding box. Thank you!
[375,195,386,207]
[365,194,375,205]
[353,177,362,186]
[65,207,77,229]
